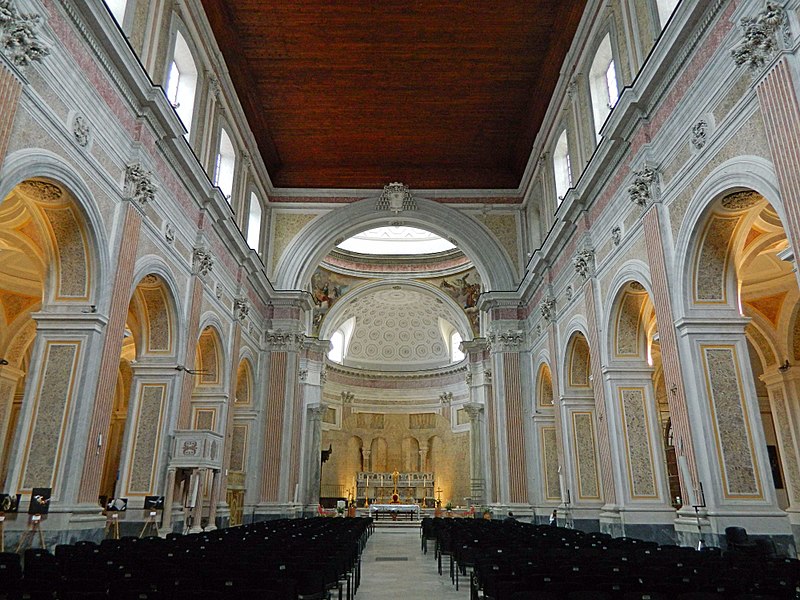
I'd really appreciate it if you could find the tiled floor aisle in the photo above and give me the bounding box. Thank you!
[355,528,468,599]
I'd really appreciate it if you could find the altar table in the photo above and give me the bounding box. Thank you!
[369,504,420,521]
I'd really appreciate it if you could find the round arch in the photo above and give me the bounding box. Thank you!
[273,197,518,291]
[129,257,184,359]
[0,149,111,305]
[195,318,227,389]
[674,155,785,317]
[319,278,475,342]
[603,261,655,363]
[562,324,592,395]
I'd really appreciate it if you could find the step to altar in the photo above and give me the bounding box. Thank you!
[373,519,422,529]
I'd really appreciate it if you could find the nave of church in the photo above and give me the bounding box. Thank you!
[4,0,800,579]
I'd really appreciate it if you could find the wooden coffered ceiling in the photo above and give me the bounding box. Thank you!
[201,1,587,190]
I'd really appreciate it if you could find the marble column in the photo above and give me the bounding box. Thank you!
[206,470,220,530]
[190,468,206,533]
[464,403,485,506]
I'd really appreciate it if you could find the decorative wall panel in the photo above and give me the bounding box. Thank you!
[42,206,89,299]
[409,413,436,429]
[541,426,561,500]
[21,341,81,490]
[769,387,800,500]
[702,345,762,498]
[229,424,248,472]
[569,335,591,388]
[615,291,646,357]
[197,329,219,385]
[572,411,600,499]
[694,215,738,303]
[193,409,215,431]
[140,286,171,353]
[619,387,657,498]
[127,384,165,494]
[538,365,554,406]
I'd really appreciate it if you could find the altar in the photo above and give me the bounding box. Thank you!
[368,503,420,521]
[356,471,435,507]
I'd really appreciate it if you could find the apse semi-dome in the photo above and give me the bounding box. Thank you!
[334,287,465,372]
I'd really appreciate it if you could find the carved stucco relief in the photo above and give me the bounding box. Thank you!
[668,110,771,240]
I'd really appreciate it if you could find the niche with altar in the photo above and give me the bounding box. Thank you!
[320,411,469,507]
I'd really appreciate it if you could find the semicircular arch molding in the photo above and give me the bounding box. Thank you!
[0,149,111,306]
[603,261,655,363]
[130,257,184,358]
[674,155,784,318]
[274,197,517,291]
[195,318,227,389]
[319,279,474,342]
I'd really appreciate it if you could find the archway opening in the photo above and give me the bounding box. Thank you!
[689,190,800,514]
[0,178,95,495]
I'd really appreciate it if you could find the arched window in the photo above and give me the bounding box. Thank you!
[247,192,262,251]
[328,317,356,364]
[656,0,680,30]
[451,331,465,362]
[553,128,572,204]
[589,34,619,140]
[165,31,198,136]
[104,0,127,25]
[328,331,345,363]
[214,128,236,201]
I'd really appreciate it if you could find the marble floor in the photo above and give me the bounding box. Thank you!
[356,527,468,599]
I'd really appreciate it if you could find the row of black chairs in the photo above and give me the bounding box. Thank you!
[420,518,800,600]
[0,516,373,600]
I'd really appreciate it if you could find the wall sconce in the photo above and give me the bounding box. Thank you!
[0,358,8,366]
[779,360,791,373]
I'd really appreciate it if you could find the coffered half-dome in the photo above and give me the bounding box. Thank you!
[323,284,470,372]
